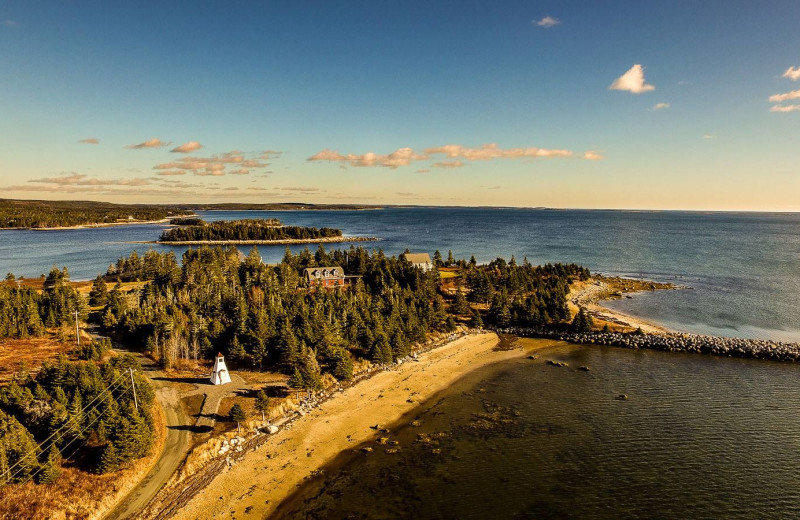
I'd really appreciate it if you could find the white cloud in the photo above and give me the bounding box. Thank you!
[702,134,717,139]
[768,89,800,103]
[125,138,171,149]
[770,104,800,113]
[78,138,100,144]
[783,66,800,81]
[609,64,655,94]
[432,160,465,169]
[533,16,560,28]
[171,141,204,153]
[582,151,604,160]
[651,102,670,111]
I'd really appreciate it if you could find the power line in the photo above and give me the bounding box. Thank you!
[1,370,130,484]
[17,379,135,487]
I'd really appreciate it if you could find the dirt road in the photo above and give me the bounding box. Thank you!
[104,357,194,520]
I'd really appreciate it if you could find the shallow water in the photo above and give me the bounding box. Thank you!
[3,208,800,340]
[275,338,800,519]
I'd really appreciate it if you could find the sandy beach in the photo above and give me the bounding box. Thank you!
[162,332,560,520]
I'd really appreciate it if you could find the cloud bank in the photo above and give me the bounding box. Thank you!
[78,138,100,144]
[308,142,592,170]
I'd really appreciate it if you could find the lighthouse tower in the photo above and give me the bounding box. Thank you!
[210,353,232,385]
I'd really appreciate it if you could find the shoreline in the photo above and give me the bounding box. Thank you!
[146,332,562,520]
[569,276,680,334]
[126,236,381,245]
[0,218,174,231]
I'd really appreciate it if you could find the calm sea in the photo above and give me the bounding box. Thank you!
[275,339,800,520]
[2,208,799,341]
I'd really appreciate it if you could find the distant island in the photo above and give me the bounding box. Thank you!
[0,198,383,230]
[158,218,376,244]
[0,198,193,229]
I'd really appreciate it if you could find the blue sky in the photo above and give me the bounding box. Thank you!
[1,1,799,210]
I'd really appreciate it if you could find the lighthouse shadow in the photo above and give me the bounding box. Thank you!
[168,424,213,434]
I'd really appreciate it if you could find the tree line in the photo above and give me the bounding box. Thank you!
[0,199,189,229]
[158,219,341,242]
[0,269,87,339]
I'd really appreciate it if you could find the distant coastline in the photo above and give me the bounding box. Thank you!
[3,218,173,231]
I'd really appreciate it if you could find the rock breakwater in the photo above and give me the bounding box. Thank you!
[497,327,800,362]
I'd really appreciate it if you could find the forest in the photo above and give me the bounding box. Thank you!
[158,219,341,242]
[0,353,154,484]
[96,246,588,387]
[0,199,190,229]
[0,245,588,487]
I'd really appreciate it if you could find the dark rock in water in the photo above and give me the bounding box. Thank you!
[615,394,629,400]
[546,360,568,367]
[527,355,538,360]
[578,366,590,371]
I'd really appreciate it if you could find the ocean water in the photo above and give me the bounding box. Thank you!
[275,339,800,519]
[2,208,800,341]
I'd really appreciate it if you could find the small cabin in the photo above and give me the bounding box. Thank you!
[304,266,345,289]
[402,252,433,272]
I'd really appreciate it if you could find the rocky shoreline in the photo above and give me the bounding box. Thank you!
[496,326,800,363]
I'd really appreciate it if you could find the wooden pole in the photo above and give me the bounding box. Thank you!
[130,368,139,411]
[75,310,80,347]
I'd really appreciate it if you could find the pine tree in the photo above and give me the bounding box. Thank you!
[471,310,484,328]
[254,390,271,422]
[287,368,304,391]
[36,445,61,484]
[331,348,354,380]
[89,276,108,307]
[99,442,119,473]
[453,290,470,315]
[300,349,323,392]
[229,403,246,433]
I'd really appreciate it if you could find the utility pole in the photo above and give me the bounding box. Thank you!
[75,309,80,347]
[130,368,139,411]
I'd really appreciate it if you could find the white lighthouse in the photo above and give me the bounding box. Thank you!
[210,353,232,385]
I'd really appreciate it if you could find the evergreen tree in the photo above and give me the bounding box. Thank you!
[89,275,108,307]
[229,403,246,433]
[36,445,61,484]
[254,390,271,422]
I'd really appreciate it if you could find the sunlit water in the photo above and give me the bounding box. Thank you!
[275,339,800,519]
[2,208,800,339]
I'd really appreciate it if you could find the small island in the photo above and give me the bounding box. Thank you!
[157,218,377,245]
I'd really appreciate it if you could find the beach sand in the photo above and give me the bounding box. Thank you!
[169,332,559,520]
